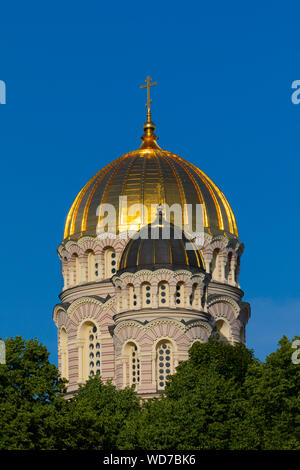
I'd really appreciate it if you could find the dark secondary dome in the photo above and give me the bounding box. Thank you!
[63,117,238,242]
[117,212,206,274]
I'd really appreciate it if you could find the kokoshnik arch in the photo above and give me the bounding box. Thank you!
[53,77,250,397]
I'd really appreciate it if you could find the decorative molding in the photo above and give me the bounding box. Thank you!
[67,295,116,317]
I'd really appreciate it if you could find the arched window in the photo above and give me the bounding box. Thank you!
[62,257,68,289]
[71,254,80,285]
[105,248,117,278]
[211,248,221,281]
[215,319,230,342]
[87,251,96,282]
[127,284,135,310]
[60,328,68,380]
[190,283,199,308]
[79,322,101,381]
[124,342,140,387]
[235,255,241,285]
[175,282,184,306]
[116,286,122,311]
[158,281,169,307]
[141,282,151,308]
[156,340,173,390]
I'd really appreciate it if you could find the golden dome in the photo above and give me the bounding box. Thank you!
[63,119,238,242]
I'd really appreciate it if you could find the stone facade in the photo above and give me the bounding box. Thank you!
[53,232,250,396]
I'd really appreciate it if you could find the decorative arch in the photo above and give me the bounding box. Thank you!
[155,339,174,391]
[104,246,117,278]
[122,341,140,388]
[208,297,241,343]
[78,320,101,381]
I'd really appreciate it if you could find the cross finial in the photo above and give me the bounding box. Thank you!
[140,76,157,121]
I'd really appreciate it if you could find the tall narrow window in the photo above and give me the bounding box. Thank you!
[142,283,151,308]
[127,284,135,310]
[105,248,116,278]
[75,255,81,284]
[175,282,184,306]
[71,254,79,285]
[190,283,198,307]
[87,251,96,282]
[211,249,221,281]
[125,342,140,387]
[80,322,100,380]
[216,319,230,342]
[156,340,173,390]
[60,328,68,380]
[62,257,68,289]
[235,255,241,285]
[158,282,169,307]
[225,252,232,281]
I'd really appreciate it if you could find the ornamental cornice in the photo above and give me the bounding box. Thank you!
[76,236,97,248]
[115,268,193,283]
[67,295,116,317]
[114,320,144,335]
[184,319,212,334]
[114,317,187,337]
[64,240,80,251]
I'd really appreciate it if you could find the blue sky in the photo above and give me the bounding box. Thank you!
[0,1,299,363]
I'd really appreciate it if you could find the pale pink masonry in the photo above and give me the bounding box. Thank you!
[53,231,250,397]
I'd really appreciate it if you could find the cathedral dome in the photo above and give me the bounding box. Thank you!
[63,119,238,242]
[117,212,206,274]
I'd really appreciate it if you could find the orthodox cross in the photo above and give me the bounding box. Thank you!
[140,76,157,117]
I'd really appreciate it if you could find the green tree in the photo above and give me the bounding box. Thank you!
[243,335,300,450]
[61,376,140,450]
[0,336,67,449]
[119,340,260,450]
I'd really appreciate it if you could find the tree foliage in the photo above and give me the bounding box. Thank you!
[0,335,299,450]
[0,336,66,449]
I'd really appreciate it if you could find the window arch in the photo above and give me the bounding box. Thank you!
[158,281,169,307]
[60,327,68,380]
[71,254,80,285]
[116,286,122,311]
[225,252,233,281]
[127,284,135,310]
[175,282,184,306]
[124,342,140,387]
[190,283,199,308]
[235,255,241,285]
[79,321,101,381]
[211,248,221,281]
[156,340,173,390]
[104,247,117,278]
[62,257,69,289]
[141,282,151,308]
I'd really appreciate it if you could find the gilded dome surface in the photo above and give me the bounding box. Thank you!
[63,121,238,242]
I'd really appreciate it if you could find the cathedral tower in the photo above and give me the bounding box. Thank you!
[53,78,250,396]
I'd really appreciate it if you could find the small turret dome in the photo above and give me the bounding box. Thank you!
[117,212,206,274]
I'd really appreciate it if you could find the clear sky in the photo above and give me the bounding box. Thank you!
[0,1,299,363]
